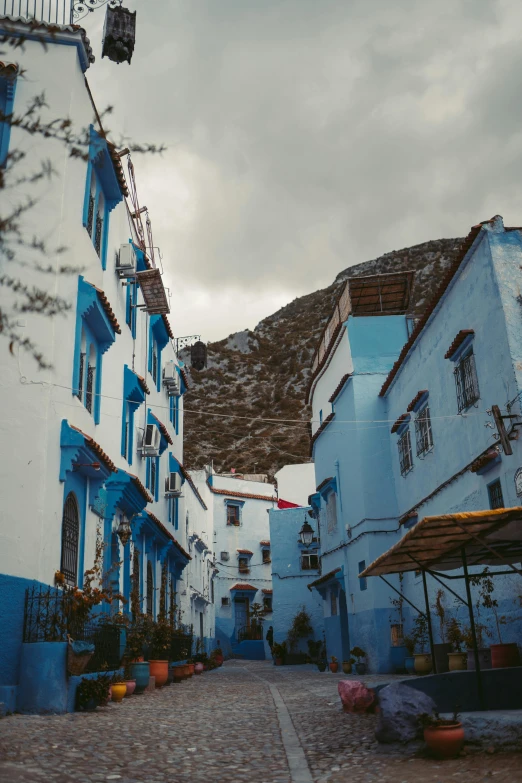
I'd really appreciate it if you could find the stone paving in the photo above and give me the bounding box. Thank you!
[0,660,521,783]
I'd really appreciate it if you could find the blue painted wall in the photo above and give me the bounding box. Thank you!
[0,574,47,688]
[268,506,324,652]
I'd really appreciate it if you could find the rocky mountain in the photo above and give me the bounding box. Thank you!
[182,237,463,478]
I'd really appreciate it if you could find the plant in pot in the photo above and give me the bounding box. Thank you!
[342,657,355,675]
[110,672,127,703]
[418,709,464,759]
[461,621,492,671]
[431,589,452,673]
[307,639,322,664]
[126,613,153,693]
[214,646,224,666]
[403,635,416,674]
[75,675,110,712]
[411,614,431,674]
[272,641,287,666]
[122,660,137,696]
[350,646,367,675]
[287,607,313,663]
[446,617,467,671]
[389,572,407,672]
[329,655,339,673]
[148,618,172,687]
[473,569,520,668]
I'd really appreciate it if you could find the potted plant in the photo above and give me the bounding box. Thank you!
[431,589,452,673]
[473,569,520,668]
[419,709,464,759]
[446,617,467,671]
[273,641,287,665]
[389,572,407,672]
[126,614,152,693]
[342,657,355,675]
[461,624,492,670]
[123,661,137,697]
[287,607,313,663]
[148,618,171,687]
[307,639,322,663]
[329,655,339,673]
[110,674,127,703]
[411,614,431,674]
[350,646,367,675]
[317,659,327,672]
[214,647,224,666]
[75,675,110,712]
[403,635,416,674]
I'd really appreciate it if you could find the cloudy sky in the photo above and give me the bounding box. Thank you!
[86,0,522,342]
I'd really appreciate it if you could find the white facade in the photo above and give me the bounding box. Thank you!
[274,463,316,506]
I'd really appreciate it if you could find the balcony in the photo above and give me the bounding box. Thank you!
[3,0,75,25]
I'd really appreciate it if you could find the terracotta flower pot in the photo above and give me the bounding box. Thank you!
[342,661,352,675]
[111,683,127,703]
[215,654,224,666]
[424,723,464,759]
[172,665,184,683]
[448,652,467,671]
[414,653,432,675]
[149,660,169,687]
[124,679,136,697]
[194,662,204,674]
[181,663,191,679]
[490,643,520,669]
[274,657,283,666]
[329,662,339,673]
[188,663,195,677]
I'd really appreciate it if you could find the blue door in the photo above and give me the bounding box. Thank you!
[234,598,248,638]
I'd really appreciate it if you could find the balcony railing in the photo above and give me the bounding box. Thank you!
[2,0,74,24]
[237,624,263,642]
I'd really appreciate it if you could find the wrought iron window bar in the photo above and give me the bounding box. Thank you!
[85,364,95,413]
[454,350,480,413]
[415,404,433,457]
[398,428,413,476]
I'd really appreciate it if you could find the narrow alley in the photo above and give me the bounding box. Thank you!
[0,662,519,783]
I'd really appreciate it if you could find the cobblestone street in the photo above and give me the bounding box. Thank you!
[0,661,521,783]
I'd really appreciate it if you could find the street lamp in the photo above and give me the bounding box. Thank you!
[117,514,132,547]
[299,520,314,546]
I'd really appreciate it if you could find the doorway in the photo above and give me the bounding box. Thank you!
[234,597,249,636]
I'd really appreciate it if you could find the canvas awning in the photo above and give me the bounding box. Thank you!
[359,507,522,577]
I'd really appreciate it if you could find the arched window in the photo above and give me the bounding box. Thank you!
[146,561,154,616]
[60,493,80,587]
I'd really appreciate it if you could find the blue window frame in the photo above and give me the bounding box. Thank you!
[358,560,367,591]
[82,126,124,269]
[0,66,17,167]
[125,281,138,338]
[146,455,160,502]
[121,366,146,465]
[148,315,170,391]
[487,479,504,510]
[169,395,180,435]
[168,496,179,529]
[73,277,118,424]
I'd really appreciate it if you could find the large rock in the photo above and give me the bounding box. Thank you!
[375,683,436,743]
[338,680,376,713]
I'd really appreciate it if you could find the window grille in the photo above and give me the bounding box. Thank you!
[221,597,230,606]
[263,596,272,612]
[301,553,319,570]
[398,428,413,476]
[94,213,103,257]
[87,193,95,237]
[152,343,158,384]
[488,479,504,510]
[146,561,153,616]
[77,352,85,400]
[227,505,240,526]
[60,493,79,587]
[330,591,338,616]
[415,404,433,457]
[358,560,367,591]
[262,548,271,564]
[150,458,157,497]
[454,350,480,413]
[86,364,95,414]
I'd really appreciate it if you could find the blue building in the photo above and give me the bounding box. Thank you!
[305,216,522,672]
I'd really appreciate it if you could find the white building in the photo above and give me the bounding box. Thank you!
[0,14,197,711]
[274,463,316,506]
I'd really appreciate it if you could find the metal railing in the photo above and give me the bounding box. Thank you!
[237,624,263,642]
[2,0,74,24]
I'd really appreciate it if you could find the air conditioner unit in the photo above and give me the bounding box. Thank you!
[163,362,180,395]
[220,551,229,561]
[116,243,137,276]
[165,472,182,495]
[141,424,161,455]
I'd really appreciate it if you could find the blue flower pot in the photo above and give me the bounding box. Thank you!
[130,661,150,694]
[405,656,415,674]
[390,645,407,672]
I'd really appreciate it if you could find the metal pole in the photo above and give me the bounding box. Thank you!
[421,569,437,674]
[379,574,425,615]
[461,547,484,710]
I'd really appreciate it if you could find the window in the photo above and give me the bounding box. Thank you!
[82,127,123,269]
[238,557,250,574]
[125,281,138,338]
[454,349,480,413]
[227,504,241,526]
[60,493,80,587]
[488,479,504,510]
[147,456,159,501]
[319,409,323,425]
[222,597,230,607]
[169,395,180,435]
[358,560,367,591]
[168,496,179,529]
[220,551,230,561]
[121,366,146,465]
[330,591,338,616]
[326,491,337,533]
[262,548,271,564]
[146,561,154,616]
[0,66,17,168]
[415,404,433,457]
[398,429,413,476]
[148,316,170,391]
[263,595,273,612]
[301,552,319,570]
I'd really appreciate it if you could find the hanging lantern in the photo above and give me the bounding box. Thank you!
[299,520,314,546]
[117,514,132,547]
[191,340,207,371]
[102,5,137,65]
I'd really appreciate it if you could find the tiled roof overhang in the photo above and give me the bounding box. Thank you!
[310,413,335,455]
[444,330,475,360]
[328,373,352,404]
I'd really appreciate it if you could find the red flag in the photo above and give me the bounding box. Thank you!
[277,498,300,509]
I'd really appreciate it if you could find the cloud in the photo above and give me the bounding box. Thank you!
[85,0,522,339]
